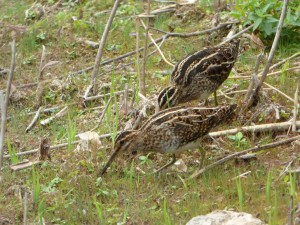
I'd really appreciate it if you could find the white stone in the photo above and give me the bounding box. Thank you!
[186,210,265,225]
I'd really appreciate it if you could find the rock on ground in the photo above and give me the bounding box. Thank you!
[186,210,264,225]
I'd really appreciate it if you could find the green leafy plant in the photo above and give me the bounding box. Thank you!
[228,132,246,147]
[230,0,300,38]
[42,177,63,193]
[22,55,37,65]
[138,153,152,165]
[36,32,46,42]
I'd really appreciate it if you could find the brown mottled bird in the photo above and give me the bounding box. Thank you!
[158,39,240,110]
[100,104,237,176]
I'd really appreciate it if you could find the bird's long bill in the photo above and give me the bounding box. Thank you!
[99,148,120,176]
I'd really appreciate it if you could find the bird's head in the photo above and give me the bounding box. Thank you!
[99,130,138,176]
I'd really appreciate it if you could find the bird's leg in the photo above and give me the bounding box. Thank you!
[188,148,206,179]
[214,91,218,106]
[154,154,176,174]
[199,147,206,169]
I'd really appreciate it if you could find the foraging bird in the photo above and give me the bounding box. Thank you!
[100,104,237,176]
[158,39,240,110]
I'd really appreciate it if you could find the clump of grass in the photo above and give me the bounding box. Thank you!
[266,170,272,205]
[268,191,277,225]
[94,197,105,224]
[32,165,41,206]
[163,198,172,225]
[236,174,243,210]
[7,138,19,165]
[38,198,45,225]
[67,111,77,152]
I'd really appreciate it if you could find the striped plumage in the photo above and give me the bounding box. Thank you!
[158,39,240,110]
[100,104,237,175]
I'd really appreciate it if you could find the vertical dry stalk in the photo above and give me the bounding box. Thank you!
[244,52,263,103]
[136,17,141,91]
[23,192,28,225]
[140,0,151,95]
[124,83,129,115]
[90,0,122,91]
[292,85,299,132]
[245,0,289,109]
[34,46,46,109]
[0,39,16,168]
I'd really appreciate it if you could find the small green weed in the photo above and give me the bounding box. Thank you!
[228,132,246,148]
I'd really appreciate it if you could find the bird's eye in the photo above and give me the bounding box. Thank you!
[120,140,125,145]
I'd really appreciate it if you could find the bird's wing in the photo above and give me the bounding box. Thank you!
[171,41,239,87]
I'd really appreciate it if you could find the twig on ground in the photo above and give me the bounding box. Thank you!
[10,160,42,171]
[0,39,16,168]
[228,66,300,80]
[40,106,68,126]
[3,132,120,158]
[245,0,289,109]
[267,52,300,73]
[217,24,254,46]
[189,135,300,179]
[263,82,294,102]
[123,83,129,115]
[84,90,132,102]
[89,97,112,132]
[292,85,299,132]
[232,171,252,180]
[25,106,43,133]
[90,0,121,94]
[209,121,300,137]
[34,46,60,109]
[140,19,174,67]
[83,84,93,99]
[276,158,296,182]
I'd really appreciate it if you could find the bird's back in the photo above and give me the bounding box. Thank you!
[171,39,240,87]
[139,104,237,153]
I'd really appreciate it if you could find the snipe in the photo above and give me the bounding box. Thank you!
[158,39,240,110]
[100,104,237,176]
